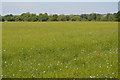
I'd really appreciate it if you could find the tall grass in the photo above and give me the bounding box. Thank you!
[2,22,118,78]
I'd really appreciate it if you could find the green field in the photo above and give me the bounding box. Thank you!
[2,22,118,78]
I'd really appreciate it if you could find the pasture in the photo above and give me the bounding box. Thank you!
[2,22,118,78]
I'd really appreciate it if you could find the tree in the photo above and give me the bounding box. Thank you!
[0,15,3,21]
[29,13,38,22]
[80,14,88,21]
[38,13,49,21]
[106,13,115,21]
[48,14,58,21]
[1,12,118,22]
[87,13,97,21]
[20,12,38,21]
[100,15,108,21]
[20,12,31,21]
[4,14,15,21]
[115,11,120,21]
[65,15,71,21]
[13,16,22,21]
[57,15,67,21]
[96,14,102,21]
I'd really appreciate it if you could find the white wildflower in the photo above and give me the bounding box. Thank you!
[74,58,76,60]
[5,61,7,63]
[107,66,109,68]
[90,76,92,78]
[48,66,50,68]
[43,71,46,73]
[19,70,22,71]
[112,73,114,74]
[99,66,102,68]
[66,66,68,68]
[110,65,112,66]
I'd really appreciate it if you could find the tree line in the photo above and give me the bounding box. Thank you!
[0,11,120,22]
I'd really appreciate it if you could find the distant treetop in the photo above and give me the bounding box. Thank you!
[0,11,120,22]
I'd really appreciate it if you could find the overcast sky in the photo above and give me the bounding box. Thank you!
[2,2,118,15]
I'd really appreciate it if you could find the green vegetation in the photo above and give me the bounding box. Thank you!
[2,22,118,78]
[1,11,120,22]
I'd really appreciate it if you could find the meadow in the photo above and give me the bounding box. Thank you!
[2,22,118,78]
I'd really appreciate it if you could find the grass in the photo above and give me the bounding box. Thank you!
[0,22,2,79]
[2,21,118,78]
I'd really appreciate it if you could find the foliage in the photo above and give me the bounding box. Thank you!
[115,11,120,21]
[1,11,120,22]
[38,13,49,21]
